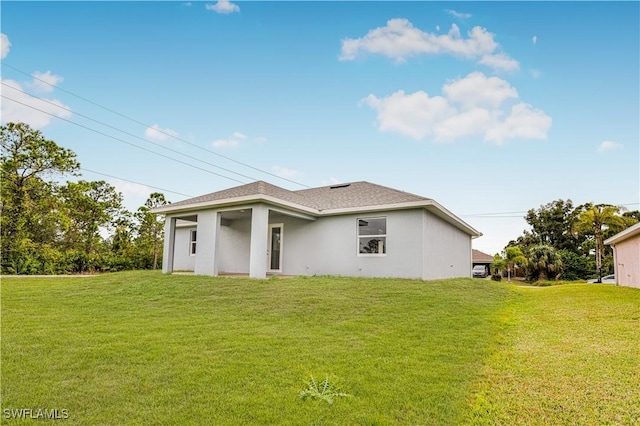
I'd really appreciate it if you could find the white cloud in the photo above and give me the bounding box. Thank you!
[340,19,518,72]
[532,35,537,45]
[530,69,542,79]
[478,53,520,72]
[1,33,10,59]
[29,71,63,93]
[361,90,454,140]
[443,71,518,108]
[362,72,551,144]
[446,9,472,20]
[597,140,623,152]
[212,138,239,148]
[211,132,263,148]
[145,124,179,141]
[0,79,72,128]
[205,0,239,14]
[211,131,248,148]
[272,166,302,179]
[484,103,552,144]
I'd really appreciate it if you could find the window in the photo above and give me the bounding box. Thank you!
[190,230,197,255]
[358,217,386,255]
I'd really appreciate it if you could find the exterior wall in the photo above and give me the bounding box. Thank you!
[282,209,424,279]
[165,206,472,280]
[613,235,640,288]
[173,226,196,271]
[422,211,472,280]
[218,218,251,273]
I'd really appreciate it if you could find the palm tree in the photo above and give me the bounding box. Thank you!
[527,244,563,281]
[493,246,528,282]
[573,204,628,282]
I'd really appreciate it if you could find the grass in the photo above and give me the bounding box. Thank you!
[1,272,638,425]
[467,283,640,425]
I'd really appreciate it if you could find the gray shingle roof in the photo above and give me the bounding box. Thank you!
[294,181,430,211]
[165,180,319,209]
[166,180,430,211]
[152,180,480,237]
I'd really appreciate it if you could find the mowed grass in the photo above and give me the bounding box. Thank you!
[2,272,510,425]
[2,272,639,425]
[468,283,640,425]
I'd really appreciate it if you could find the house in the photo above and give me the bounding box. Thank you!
[151,181,481,280]
[472,249,494,274]
[604,222,640,288]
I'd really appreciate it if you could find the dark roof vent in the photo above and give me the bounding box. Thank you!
[329,183,351,189]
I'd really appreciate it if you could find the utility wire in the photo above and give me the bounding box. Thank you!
[1,62,311,188]
[1,94,247,184]
[80,167,194,198]
[1,82,269,183]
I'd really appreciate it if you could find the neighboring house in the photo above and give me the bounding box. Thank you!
[604,222,640,288]
[472,249,494,272]
[151,181,481,280]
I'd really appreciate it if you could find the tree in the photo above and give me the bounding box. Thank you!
[557,249,591,280]
[495,246,528,282]
[134,193,169,269]
[524,199,581,251]
[0,122,79,272]
[527,244,563,281]
[573,204,630,282]
[59,180,124,257]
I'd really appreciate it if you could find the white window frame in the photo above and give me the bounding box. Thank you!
[189,229,197,256]
[357,216,387,256]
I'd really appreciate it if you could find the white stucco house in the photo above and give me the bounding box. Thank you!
[152,181,481,280]
[604,222,640,288]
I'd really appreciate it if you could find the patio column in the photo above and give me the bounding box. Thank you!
[249,204,269,279]
[162,216,176,274]
[194,210,221,276]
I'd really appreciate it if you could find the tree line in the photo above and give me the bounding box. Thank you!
[1,122,169,274]
[493,199,639,282]
[3,121,638,279]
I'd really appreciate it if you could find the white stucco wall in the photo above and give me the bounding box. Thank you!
[164,205,473,280]
[282,209,424,279]
[422,211,472,280]
[218,219,251,273]
[173,226,196,271]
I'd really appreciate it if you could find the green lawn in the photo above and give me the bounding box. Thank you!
[1,272,638,425]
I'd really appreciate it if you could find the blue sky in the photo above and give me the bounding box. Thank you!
[1,1,638,255]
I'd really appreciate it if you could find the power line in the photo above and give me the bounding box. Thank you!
[80,167,194,198]
[461,203,639,218]
[2,62,311,188]
[1,94,247,185]
[1,82,270,183]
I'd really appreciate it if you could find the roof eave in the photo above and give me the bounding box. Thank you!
[604,222,640,245]
[150,194,319,217]
[321,200,482,237]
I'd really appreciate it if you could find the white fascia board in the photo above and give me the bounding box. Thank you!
[153,195,480,236]
[604,222,640,245]
[151,194,319,217]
